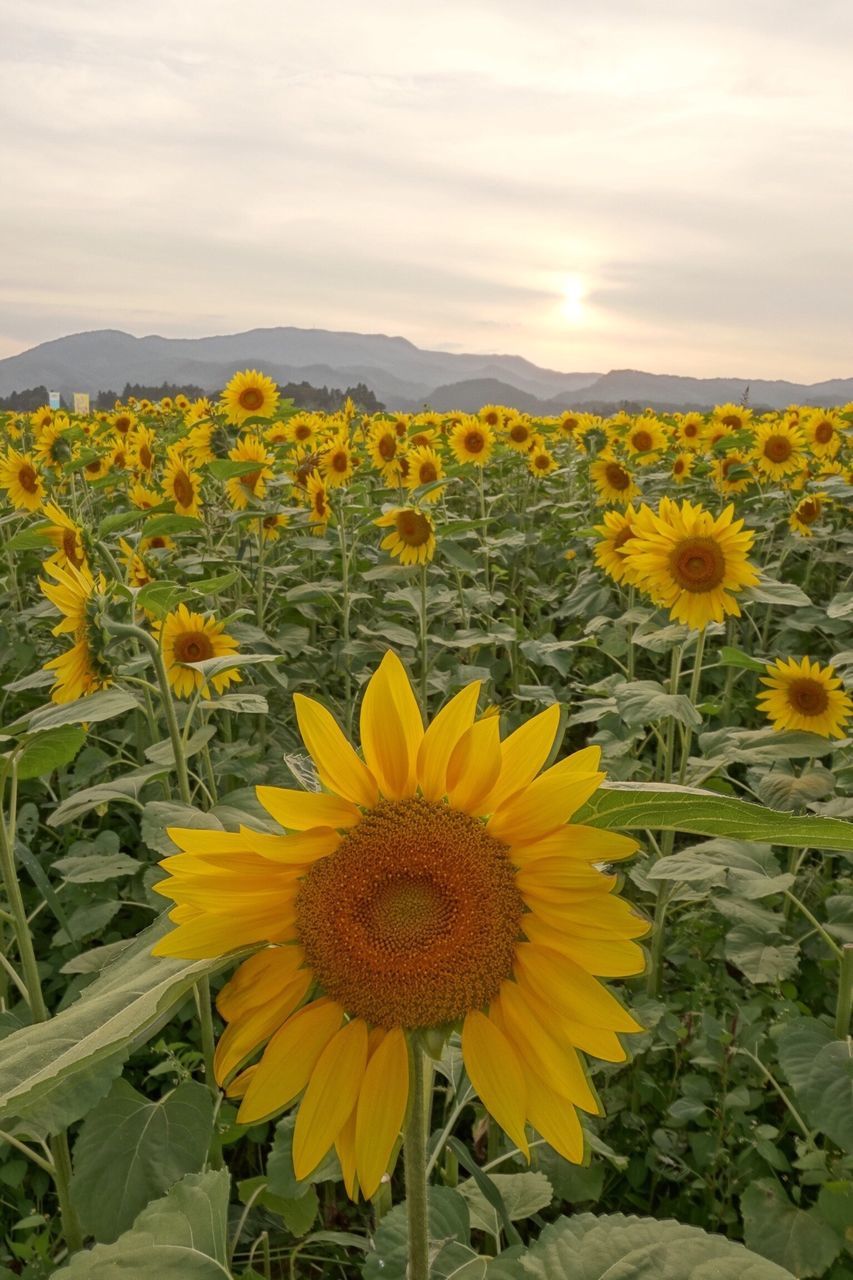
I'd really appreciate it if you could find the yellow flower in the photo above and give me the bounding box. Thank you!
[320,435,355,488]
[623,498,758,630]
[368,424,402,474]
[711,403,752,433]
[450,419,494,467]
[111,409,137,437]
[478,404,505,429]
[674,413,706,451]
[163,448,203,517]
[30,406,54,434]
[130,425,157,474]
[555,411,587,440]
[623,419,668,464]
[118,537,155,589]
[403,446,445,500]
[40,502,87,570]
[34,421,74,473]
[257,512,289,543]
[375,507,436,565]
[711,450,753,495]
[757,656,852,738]
[185,398,213,427]
[0,448,45,510]
[221,370,279,426]
[156,603,241,699]
[185,423,217,467]
[803,410,841,460]
[81,450,111,483]
[504,415,535,453]
[589,456,639,506]
[44,637,111,703]
[225,435,274,510]
[789,493,826,537]
[289,414,320,447]
[671,452,694,484]
[306,470,330,532]
[129,480,162,510]
[593,506,640,586]
[152,653,646,1197]
[528,443,557,476]
[753,419,806,481]
[39,562,112,703]
[39,560,105,637]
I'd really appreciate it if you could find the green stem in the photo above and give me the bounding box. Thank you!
[477,469,490,593]
[783,891,843,960]
[418,564,429,713]
[336,502,353,736]
[834,944,853,1038]
[256,520,267,631]
[404,1040,430,1280]
[678,628,706,784]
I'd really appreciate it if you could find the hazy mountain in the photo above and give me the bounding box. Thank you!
[0,329,850,410]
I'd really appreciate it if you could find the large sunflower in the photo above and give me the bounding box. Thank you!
[450,419,494,467]
[753,419,806,481]
[623,498,758,630]
[757,656,852,739]
[403,445,445,500]
[153,654,646,1197]
[623,419,668,464]
[162,448,203,517]
[803,410,841,460]
[221,370,279,426]
[157,604,241,699]
[0,448,45,511]
[375,507,436,565]
[225,435,274,510]
[320,435,355,488]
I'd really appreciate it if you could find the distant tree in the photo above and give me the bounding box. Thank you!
[279,381,385,413]
[120,381,207,401]
[0,385,52,411]
[95,389,121,409]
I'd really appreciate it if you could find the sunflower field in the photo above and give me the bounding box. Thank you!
[0,376,851,1279]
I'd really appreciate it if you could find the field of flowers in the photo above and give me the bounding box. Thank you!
[0,374,851,1279]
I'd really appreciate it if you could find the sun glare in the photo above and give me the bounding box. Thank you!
[560,273,586,324]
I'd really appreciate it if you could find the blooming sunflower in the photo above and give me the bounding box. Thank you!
[757,657,852,739]
[30,406,54,434]
[623,498,758,630]
[163,448,203,517]
[152,653,646,1196]
[225,435,274,510]
[674,413,706,451]
[368,425,401,474]
[528,442,558,477]
[40,501,87,570]
[753,419,806,481]
[258,512,289,543]
[129,480,162,510]
[118,537,154,590]
[111,409,137,437]
[478,404,504,430]
[504,415,535,453]
[450,419,494,467]
[320,435,355,488]
[221,371,280,426]
[788,493,827,537]
[290,414,320,447]
[130,425,157,474]
[39,562,112,703]
[589,456,639,506]
[803,410,841,460]
[305,471,330,532]
[712,451,753,495]
[34,421,73,473]
[0,448,45,510]
[156,604,241,699]
[403,446,445,501]
[624,419,668,464]
[593,506,639,586]
[712,403,752,433]
[671,452,694,484]
[375,508,436,565]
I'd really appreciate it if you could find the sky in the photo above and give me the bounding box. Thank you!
[2,0,852,381]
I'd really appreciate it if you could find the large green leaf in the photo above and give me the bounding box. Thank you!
[0,917,226,1135]
[578,782,853,854]
[14,726,86,780]
[363,1187,470,1279]
[458,1172,553,1238]
[741,1180,842,1278]
[71,1080,214,1242]
[519,1212,792,1278]
[56,1170,231,1278]
[4,687,140,735]
[776,1018,853,1151]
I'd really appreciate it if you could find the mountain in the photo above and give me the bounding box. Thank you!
[0,328,599,409]
[1,329,850,410]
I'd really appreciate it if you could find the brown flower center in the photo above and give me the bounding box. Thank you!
[18,464,38,493]
[764,434,792,463]
[418,461,437,483]
[139,445,153,470]
[173,631,215,664]
[295,799,522,1028]
[787,678,829,716]
[464,431,486,454]
[510,424,529,443]
[378,435,396,461]
[114,415,132,434]
[85,459,102,475]
[613,525,635,551]
[721,414,741,429]
[797,498,820,524]
[172,470,195,507]
[240,469,262,490]
[238,386,265,412]
[814,421,833,444]
[632,430,653,452]
[396,509,431,546]
[604,462,630,491]
[669,536,726,592]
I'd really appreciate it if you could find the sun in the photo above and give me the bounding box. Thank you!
[559,273,586,324]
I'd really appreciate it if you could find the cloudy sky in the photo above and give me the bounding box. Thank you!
[2,0,852,380]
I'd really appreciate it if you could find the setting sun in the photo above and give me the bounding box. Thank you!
[560,272,586,324]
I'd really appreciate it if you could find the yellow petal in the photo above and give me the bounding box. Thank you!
[355,1027,409,1198]
[214,970,312,1085]
[151,910,294,959]
[446,715,503,814]
[166,827,245,854]
[516,977,628,1063]
[479,704,562,813]
[514,945,642,1033]
[522,917,646,978]
[417,682,481,801]
[294,693,379,808]
[516,859,617,894]
[238,999,344,1124]
[256,786,360,831]
[495,983,600,1115]
[511,825,639,864]
[487,764,605,845]
[293,1019,369,1180]
[240,826,341,863]
[335,1105,359,1200]
[525,1071,585,1163]
[526,893,650,940]
[359,651,424,799]
[462,1010,529,1157]
[216,945,305,1021]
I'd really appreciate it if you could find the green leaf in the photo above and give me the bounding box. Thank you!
[200,691,269,715]
[776,1018,853,1151]
[141,800,224,855]
[0,916,229,1134]
[815,1182,853,1255]
[724,925,800,985]
[141,514,202,539]
[70,1080,214,1242]
[207,458,264,480]
[47,764,166,826]
[458,1171,553,1237]
[15,726,86,779]
[364,1187,470,1279]
[56,1169,231,1277]
[135,581,187,617]
[578,782,853,854]
[612,681,702,728]
[719,645,767,672]
[742,1179,842,1278]
[267,1114,341,1199]
[520,1211,793,1278]
[5,687,140,735]
[183,653,278,681]
[745,576,812,607]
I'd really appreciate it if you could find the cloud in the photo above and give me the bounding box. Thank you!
[1,0,850,378]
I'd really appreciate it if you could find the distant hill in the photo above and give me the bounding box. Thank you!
[0,328,850,411]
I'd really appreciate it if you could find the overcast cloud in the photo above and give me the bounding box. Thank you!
[1,0,852,379]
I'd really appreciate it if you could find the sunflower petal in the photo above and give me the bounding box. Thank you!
[355,1027,409,1199]
[216,945,305,1022]
[515,945,642,1033]
[496,983,600,1114]
[238,999,344,1124]
[294,693,379,808]
[487,761,605,845]
[417,682,481,801]
[359,651,424,799]
[293,1019,369,1180]
[462,1010,529,1157]
[446,716,503,814]
[214,970,312,1085]
[480,704,562,813]
[525,1071,585,1163]
[256,786,360,831]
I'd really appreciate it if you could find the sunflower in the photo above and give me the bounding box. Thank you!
[803,410,841,460]
[118,537,155,589]
[624,419,668,464]
[129,480,162,510]
[305,471,330,532]
[258,512,289,543]
[789,493,827,537]
[675,413,706,451]
[34,421,74,473]
[757,657,852,739]
[320,435,355,488]
[30,406,54,434]
[555,411,586,440]
[753,419,806,481]
[185,398,213,427]
[712,403,752,433]
[711,450,753,495]
[528,442,557,477]
[163,448,203,517]
[221,370,279,426]
[402,445,445,501]
[671,452,694,484]
[157,604,241,699]
[264,421,291,447]
[407,427,438,450]
[81,451,111,483]
[368,424,401,473]
[41,502,87,570]
[375,507,436,565]
[593,506,640,586]
[111,409,137,437]
[289,414,320,447]
[0,448,45,510]
[225,435,274,510]
[450,419,494,467]
[152,653,646,1196]
[185,423,217,467]
[40,562,112,702]
[43,637,112,703]
[589,456,639,506]
[130,425,157,474]
[623,498,759,630]
[479,405,504,430]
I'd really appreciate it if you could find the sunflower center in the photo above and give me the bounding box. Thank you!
[669,537,726,592]
[787,678,829,716]
[62,530,82,565]
[797,499,820,523]
[241,468,262,490]
[295,799,523,1029]
[764,434,792,463]
[18,464,38,493]
[484,412,499,427]
[814,421,833,444]
[684,423,698,437]
[395,510,431,546]
[418,461,437,483]
[173,470,194,507]
[605,462,630,491]
[332,451,349,472]
[85,460,102,475]
[378,435,396,461]
[562,417,578,432]
[674,459,685,474]
[632,430,653,452]
[139,445,153,469]
[534,453,550,469]
[613,525,635,551]
[173,631,214,663]
[510,425,529,443]
[722,414,741,429]
[115,416,131,433]
[465,431,486,454]
[238,387,265,412]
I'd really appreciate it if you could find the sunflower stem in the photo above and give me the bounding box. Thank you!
[404,1039,430,1280]
[835,944,853,1039]
[336,498,354,736]
[677,628,706,784]
[418,564,429,713]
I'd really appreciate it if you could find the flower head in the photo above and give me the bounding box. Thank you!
[156,604,241,699]
[757,656,852,738]
[221,370,280,426]
[375,507,436,565]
